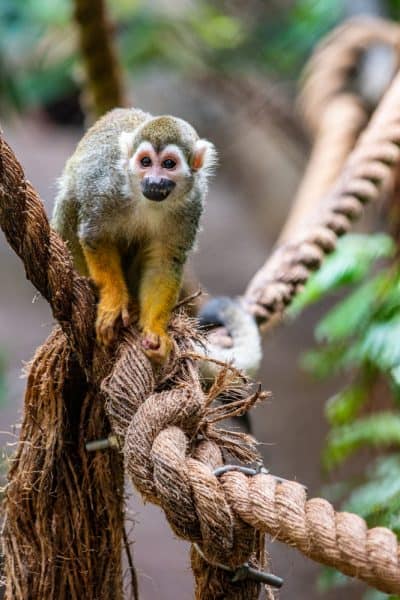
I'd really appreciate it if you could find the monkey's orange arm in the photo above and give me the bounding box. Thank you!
[82,242,130,345]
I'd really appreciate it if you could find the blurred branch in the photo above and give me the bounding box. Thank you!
[279,94,367,243]
[243,59,400,329]
[200,72,309,160]
[278,16,400,242]
[73,0,125,118]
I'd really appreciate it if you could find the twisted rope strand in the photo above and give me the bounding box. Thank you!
[102,332,400,596]
[279,17,400,243]
[222,472,400,593]
[0,134,96,366]
[73,0,125,118]
[244,66,400,326]
[299,16,400,135]
[278,94,367,243]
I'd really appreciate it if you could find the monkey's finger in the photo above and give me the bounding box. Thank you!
[96,313,119,346]
[141,335,161,351]
[96,325,112,347]
[128,302,140,324]
[143,333,173,364]
[121,307,131,328]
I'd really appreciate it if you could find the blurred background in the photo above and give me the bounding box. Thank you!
[2,0,400,598]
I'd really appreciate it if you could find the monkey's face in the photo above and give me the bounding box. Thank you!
[130,141,189,202]
[123,134,217,203]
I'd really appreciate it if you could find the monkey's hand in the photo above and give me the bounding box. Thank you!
[96,292,130,346]
[82,242,131,346]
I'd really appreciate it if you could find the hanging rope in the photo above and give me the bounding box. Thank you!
[102,332,400,596]
[300,17,400,135]
[280,16,400,242]
[201,17,400,358]
[73,0,126,117]
[244,55,400,329]
[0,131,125,599]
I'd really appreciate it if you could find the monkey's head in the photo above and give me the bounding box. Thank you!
[119,115,217,203]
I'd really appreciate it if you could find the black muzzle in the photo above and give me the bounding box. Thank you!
[141,177,176,201]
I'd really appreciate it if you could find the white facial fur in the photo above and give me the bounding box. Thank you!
[118,131,217,202]
[191,139,217,176]
[130,141,191,182]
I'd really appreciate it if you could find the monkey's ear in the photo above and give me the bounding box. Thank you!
[191,139,217,173]
[119,131,136,158]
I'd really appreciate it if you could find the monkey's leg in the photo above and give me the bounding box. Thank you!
[82,243,130,346]
[138,260,182,363]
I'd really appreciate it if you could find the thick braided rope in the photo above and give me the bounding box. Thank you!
[278,94,367,243]
[222,472,400,593]
[299,16,400,135]
[279,17,400,243]
[103,330,262,599]
[0,132,96,366]
[244,65,400,326]
[73,0,125,118]
[103,331,400,595]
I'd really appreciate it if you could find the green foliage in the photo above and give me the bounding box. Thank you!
[0,0,75,111]
[0,0,344,114]
[325,382,369,426]
[317,566,349,592]
[323,413,400,470]
[253,0,342,76]
[294,232,400,599]
[3,0,400,115]
[290,234,395,315]
[344,456,400,534]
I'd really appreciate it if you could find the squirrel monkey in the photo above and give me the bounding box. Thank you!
[52,108,216,362]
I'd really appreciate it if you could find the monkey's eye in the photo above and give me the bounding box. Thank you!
[162,158,176,170]
[140,156,152,167]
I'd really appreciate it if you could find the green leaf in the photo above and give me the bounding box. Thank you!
[317,566,349,592]
[325,383,368,426]
[344,456,400,521]
[323,413,400,469]
[363,590,396,600]
[356,316,400,372]
[290,233,394,315]
[391,363,400,386]
[194,13,243,49]
[315,271,393,343]
[300,343,350,378]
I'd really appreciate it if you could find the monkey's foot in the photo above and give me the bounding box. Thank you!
[141,330,172,363]
[96,302,130,346]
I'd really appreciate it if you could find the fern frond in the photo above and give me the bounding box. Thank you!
[323,412,400,469]
[344,456,400,520]
[290,233,394,315]
[356,316,400,372]
[315,272,392,343]
[325,382,369,426]
[300,343,352,378]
